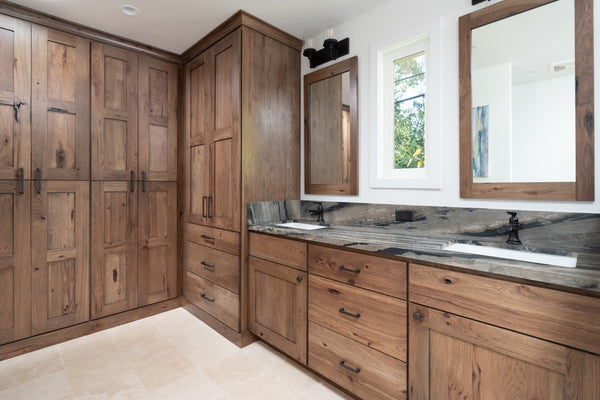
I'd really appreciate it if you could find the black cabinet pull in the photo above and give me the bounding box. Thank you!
[130,171,135,192]
[48,106,68,114]
[202,196,207,217]
[296,276,303,282]
[37,168,42,194]
[444,278,452,285]
[339,360,361,374]
[201,261,215,269]
[13,101,25,122]
[19,168,24,194]
[207,195,212,218]
[328,288,340,295]
[339,308,360,318]
[201,293,215,302]
[339,265,360,273]
[201,234,215,241]
[413,312,422,321]
[142,171,147,192]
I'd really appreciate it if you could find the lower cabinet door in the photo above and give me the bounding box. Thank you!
[409,303,600,400]
[138,181,177,306]
[31,181,89,334]
[249,256,307,364]
[91,181,138,318]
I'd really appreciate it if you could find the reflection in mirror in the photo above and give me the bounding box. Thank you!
[471,0,574,183]
[304,56,358,195]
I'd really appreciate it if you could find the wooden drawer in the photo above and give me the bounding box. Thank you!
[186,223,240,256]
[249,232,307,271]
[309,275,406,361]
[309,322,407,400]
[308,245,406,298]
[185,241,240,294]
[184,271,239,331]
[410,263,600,355]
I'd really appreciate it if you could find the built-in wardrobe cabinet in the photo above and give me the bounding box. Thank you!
[90,43,178,318]
[183,12,301,343]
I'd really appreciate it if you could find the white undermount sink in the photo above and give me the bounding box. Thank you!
[443,243,578,268]
[275,222,327,230]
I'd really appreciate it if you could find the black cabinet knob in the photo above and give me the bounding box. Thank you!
[413,312,422,320]
[296,276,303,282]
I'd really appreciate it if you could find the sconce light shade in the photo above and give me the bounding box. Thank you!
[303,37,350,69]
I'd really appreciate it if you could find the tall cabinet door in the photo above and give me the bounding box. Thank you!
[185,51,212,225]
[91,43,138,181]
[0,180,30,345]
[31,181,89,334]
[32,26,90,181]
[138,181,177,306]
[139,56,178,182]
[90,181,137,318]
[0,15,31,180]
[210,31,240,232]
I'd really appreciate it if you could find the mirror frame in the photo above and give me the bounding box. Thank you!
[459,0,594,201]
[304,56,359,195]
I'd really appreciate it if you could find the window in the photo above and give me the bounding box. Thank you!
[370,27,441,189]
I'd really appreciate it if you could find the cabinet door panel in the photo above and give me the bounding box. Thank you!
[138,181,177,306]
[32,26,90,180]
[31,181,89,334]
[211,138,239,231]
[186,51,212,147]
[91,181,137,318]
[139,56,177,181]
[248,256,307,364]
[0,15,30,180]
[91,43,138,181]
[187,144,209,225]
[0,180,30,344]
[409,303,600,400]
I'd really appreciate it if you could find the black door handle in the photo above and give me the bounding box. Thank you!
[339,308,360,318]
[130,171,135,192]
[339,265,360,273]
[19,168,24,194]
[13,101,25,122]
[207,195,212,218]
[142,171,147,192]
[37,168,42,194]
[339,360,361,374]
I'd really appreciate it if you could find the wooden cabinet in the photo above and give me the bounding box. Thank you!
[0,180,30,345]
[30,181,89,335]
[248,233,308,363]
[409,303,600,400]
[186,30,240,232]
[0,15,30,180]
[32,26,90,181]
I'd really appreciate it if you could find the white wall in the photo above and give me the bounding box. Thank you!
[300,0,600,214]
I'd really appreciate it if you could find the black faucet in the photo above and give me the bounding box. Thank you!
[306,202,325,225]
[506,211,522,245]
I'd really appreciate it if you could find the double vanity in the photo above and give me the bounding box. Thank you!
[247,201,600,400]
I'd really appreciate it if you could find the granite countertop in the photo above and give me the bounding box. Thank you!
[247,201,600,297]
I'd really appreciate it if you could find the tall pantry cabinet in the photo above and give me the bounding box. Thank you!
[183,12,301,343]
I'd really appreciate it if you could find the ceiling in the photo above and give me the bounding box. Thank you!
[9,0,391,54]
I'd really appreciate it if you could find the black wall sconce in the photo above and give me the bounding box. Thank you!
[303,28,350,69]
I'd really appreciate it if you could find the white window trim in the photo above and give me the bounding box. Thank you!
[369,19,442,189]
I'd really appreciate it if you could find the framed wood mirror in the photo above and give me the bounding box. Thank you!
[304,56,358,195]
[459,0,594,201]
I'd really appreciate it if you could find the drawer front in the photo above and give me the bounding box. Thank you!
[410,263,600,355]
[249,232,307,271]
[184,271,239,331]
[309,275,406,361]
[185,241,240,294]
[308,245,407,298]
[309,322,407,400]
[186,223,240,256]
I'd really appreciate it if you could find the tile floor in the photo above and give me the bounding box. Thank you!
[0,308,354,399]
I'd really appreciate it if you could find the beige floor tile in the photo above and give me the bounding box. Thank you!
[204,352,267,393]
[227,368,303,400]
[271,358,321,392]
[107,318,162,349]
[15,370,72,400]
[59,333,119,368]
[73,371,148,400]
[149,370,226,400]
[0,346,64,391]
[119,334,181,370]
[66,351,131,394]
[294,382,355,400]
[240,341,287,369]
[134,343,195,392]
[178,333,240,369]
[0,386,23,400]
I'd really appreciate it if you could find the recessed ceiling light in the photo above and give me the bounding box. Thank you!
[120,5,140,16]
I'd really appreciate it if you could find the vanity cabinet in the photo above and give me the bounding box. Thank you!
[409,263,600,399]
[248,233,308,364]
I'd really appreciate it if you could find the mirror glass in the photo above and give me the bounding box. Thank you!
[304,56,358,195]
[471,0,574,183]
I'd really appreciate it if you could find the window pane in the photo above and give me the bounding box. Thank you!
[394,52,426,169]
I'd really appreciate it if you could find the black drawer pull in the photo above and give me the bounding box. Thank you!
[201,261,215,269]
[201,234,215,241]
[48,106,68,114]
[444,278,452,285]
[201,293,215,302]
[339,360,361,374]
[339,308,360,318]
[328,288,340,295]
[19,168,24,194]
[339,265,360,273]
[413,312,422,321]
